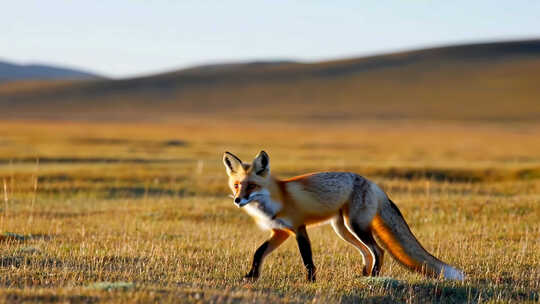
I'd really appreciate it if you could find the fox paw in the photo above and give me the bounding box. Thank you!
[306,268,316,282]
[242,274,259,282]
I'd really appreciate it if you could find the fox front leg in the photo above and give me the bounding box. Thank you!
[295,225,316,282]
[244,229,289,281]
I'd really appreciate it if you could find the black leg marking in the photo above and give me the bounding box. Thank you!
[362,265,370,276]
[243,230,289,282]
[296,226,316,282]
[351,222,384,276]
[244,241,269,280]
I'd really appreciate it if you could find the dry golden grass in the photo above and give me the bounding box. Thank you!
[0,120,538,303]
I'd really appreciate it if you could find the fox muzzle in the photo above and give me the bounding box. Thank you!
[234,197,251,207]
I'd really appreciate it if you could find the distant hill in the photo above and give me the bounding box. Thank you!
[1,39,540,122]
[0,60,102,82]
[179,60,298,73]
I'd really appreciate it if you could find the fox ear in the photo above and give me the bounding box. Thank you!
[253,150,270,176]
[223,152,243,175]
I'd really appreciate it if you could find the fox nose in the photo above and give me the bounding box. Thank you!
[234,197,241,204]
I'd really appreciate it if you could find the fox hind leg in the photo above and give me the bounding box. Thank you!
[345,182,385,276]
[331,211,375,276]
[347,221,384,276]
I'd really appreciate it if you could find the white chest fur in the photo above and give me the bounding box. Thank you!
[242,190,291,230]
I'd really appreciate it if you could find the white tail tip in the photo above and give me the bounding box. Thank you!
[443,265,465,281]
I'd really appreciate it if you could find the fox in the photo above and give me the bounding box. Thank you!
[223,151,465,282]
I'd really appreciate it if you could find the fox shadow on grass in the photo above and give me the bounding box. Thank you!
[339,277,539,304]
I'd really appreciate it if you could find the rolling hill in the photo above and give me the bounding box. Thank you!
[1,39,539,122]
[0,60,102,82]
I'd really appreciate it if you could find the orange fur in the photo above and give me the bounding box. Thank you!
[370,215,424,271]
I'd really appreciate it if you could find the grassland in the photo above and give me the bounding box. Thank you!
[0,120,538,303]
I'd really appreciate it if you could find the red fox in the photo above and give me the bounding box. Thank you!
[223,151,465,282]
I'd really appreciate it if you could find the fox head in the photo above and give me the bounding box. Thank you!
[223,151,270,207]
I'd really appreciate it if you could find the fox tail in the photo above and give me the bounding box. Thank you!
[370,198,465,280]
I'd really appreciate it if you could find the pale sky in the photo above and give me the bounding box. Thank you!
[2,1,540,78]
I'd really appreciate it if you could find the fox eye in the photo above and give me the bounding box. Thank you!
[233,183,239,189]
[247,183,257,190]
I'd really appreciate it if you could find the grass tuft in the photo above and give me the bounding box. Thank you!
[87,282,135,291]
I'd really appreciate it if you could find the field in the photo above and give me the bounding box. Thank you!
[0,119,538,303]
